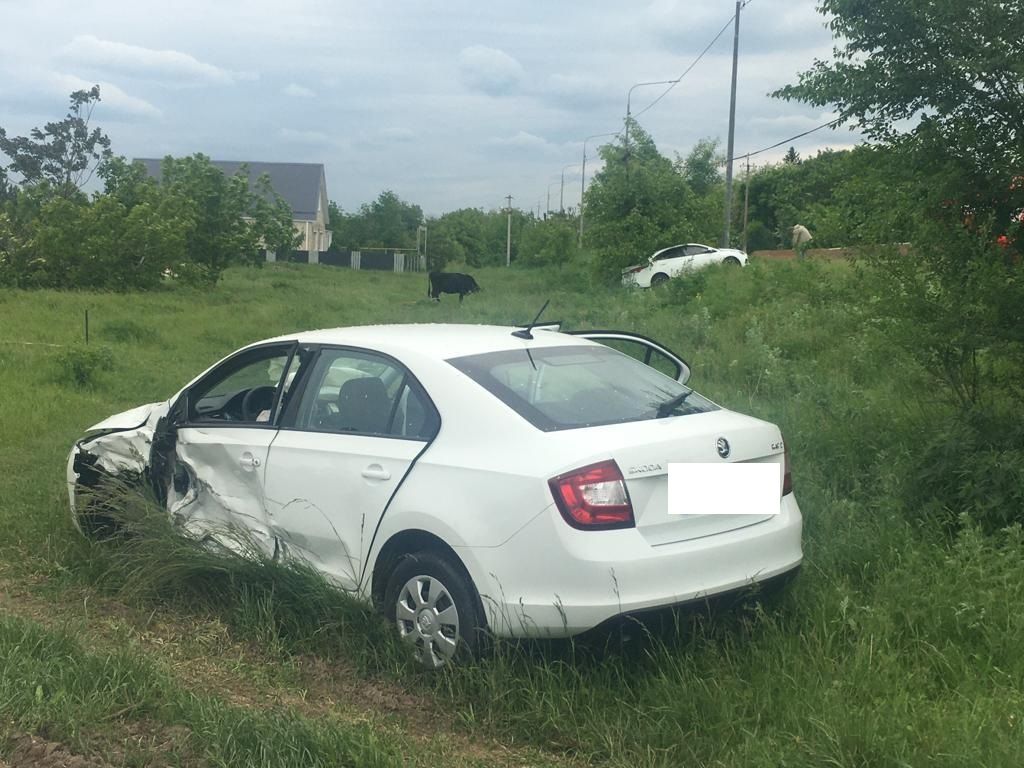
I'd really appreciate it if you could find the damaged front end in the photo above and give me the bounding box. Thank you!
[66,401,169,536]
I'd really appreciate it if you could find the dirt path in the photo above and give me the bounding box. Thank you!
[0,573,572,768]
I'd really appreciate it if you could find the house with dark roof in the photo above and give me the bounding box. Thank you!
[136,159,332,253]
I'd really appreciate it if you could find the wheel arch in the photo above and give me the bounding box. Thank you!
[371,528,483,618]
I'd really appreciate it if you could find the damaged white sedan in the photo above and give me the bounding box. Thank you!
[68,323,802,668]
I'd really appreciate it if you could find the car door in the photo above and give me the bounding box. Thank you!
[569,330,691,384]
[655,245,692,277]
[262,346,440,592]
[685,243,720,270]
[155,342,298,556]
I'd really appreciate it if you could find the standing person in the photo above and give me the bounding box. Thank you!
[791,224,813,260]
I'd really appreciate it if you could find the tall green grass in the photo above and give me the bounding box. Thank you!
[2,260,1023,766]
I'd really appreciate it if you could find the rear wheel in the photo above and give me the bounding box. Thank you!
[385,550,486,669]
[650,273,670,287]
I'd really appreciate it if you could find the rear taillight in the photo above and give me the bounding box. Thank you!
[782,443,793,496]
[624,265,644,274]
[549,460,635,530]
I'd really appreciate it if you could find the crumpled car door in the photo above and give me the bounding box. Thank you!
[149,341,299,556]
[167,425,278,556]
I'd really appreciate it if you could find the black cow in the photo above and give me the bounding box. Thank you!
[427,271,481,303]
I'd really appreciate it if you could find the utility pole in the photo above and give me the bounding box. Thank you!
[505,194,513,266]
[721,0,741,248]
[742,155,751,253]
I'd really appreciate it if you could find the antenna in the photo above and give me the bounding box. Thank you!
[511,300,550,340]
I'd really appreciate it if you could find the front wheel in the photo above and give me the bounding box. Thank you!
[723,256,741,266]
[385,551,487,669]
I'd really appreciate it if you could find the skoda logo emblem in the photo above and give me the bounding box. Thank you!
[716,437,731,459]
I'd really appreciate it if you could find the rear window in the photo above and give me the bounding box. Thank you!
[448,345,717,431]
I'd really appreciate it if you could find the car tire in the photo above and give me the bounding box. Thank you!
[384,550,487,669]
[650,273,670,286]
[723,256,741,266]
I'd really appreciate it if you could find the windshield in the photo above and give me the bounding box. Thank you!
[448,345,717,432]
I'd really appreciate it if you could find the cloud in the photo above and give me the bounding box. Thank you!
[60,35,250,85]
[644,0,831,56]
[381,126,416,142]
[283,83,316,98]
[538,73,612,111]
[279,127,329,144]
[487,131,550,150]
[49,73,161,118]
[457,45,524,97]
[749,111,840,131]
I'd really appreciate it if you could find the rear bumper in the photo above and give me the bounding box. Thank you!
[460,493,803,638]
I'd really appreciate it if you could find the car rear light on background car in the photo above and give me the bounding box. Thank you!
[782,443,793,496]
[623,265,644,274]
[549,460,635,530]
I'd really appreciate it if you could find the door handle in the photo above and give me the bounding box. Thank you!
[239,452,261,470]
[361,465,391,481]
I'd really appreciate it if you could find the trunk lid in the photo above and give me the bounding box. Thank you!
[568,410,785,546]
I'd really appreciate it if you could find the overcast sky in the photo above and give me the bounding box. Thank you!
[0,0,861,216]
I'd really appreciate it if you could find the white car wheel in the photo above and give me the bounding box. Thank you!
[387,551,485,669]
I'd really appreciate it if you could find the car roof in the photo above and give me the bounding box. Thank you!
[652,243,710,255]
[258,323,592,359]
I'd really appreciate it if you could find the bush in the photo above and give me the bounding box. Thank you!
[57,343,114,387]
[902,410,1024,533]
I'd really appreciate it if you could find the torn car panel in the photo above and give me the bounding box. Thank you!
[165,425,278,556]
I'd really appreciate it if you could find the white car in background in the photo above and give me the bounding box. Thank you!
[623,243,748,288]
[67,323,802,668]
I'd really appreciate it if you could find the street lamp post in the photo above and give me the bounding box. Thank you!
[625,79,677,157]
[546,180,560,215]
[560,163,579,214]
[579,131,619,247]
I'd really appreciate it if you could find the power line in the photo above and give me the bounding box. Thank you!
[633,1,751,120]
[726,117,844,163]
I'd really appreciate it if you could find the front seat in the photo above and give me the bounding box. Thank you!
[335,377,391,434]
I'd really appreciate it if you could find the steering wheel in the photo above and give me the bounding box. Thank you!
[241,385,277,422]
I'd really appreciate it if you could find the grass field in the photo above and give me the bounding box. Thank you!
[1,261,1022,767]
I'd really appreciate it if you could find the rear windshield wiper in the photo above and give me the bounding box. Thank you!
[656,388,693,418]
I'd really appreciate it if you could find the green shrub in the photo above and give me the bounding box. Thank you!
[56,343,114,386]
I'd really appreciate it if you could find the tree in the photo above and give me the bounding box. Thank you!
[156,154,294,283]
[774,0,1024,531]
[679,138,723,196]
[518,215,576,267]
[252,173,302,259]
[329,191,422,250]
[583,119,709,278]
[774,0,1024,235]
[782,146,800,165]
[0,86,112,198]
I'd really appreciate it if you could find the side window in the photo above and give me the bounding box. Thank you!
[295,349,439,439]
[655,247,683,261]
[188,344,294,424]
[599,338,682,380]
